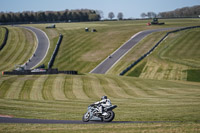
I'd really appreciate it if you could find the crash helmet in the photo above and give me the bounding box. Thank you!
[101,96,107,100]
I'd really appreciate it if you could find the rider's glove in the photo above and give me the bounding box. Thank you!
[90,104,95,106]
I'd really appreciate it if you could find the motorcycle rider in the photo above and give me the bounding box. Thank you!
[94,96,112,114]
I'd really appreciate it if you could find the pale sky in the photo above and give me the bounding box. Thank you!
[1,0,200,18]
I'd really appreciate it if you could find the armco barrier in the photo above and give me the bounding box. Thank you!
[48,34,63,69]
[0,27,9,51]
[3,69,78,75]
[120,25,200,76]
[59,71,78,75]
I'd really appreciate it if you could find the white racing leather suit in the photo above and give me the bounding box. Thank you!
[95,99,112,114]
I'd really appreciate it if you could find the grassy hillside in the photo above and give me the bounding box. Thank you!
[26,19,200,73]
[159,28,200,67]
[124,28,200,81]
[0,74,200,122]
[1,19,200,132]
[0,74,200,132]
[0,26,36,71]
[29,21,152,72]
[109,26,200,81]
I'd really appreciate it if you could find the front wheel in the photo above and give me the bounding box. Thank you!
[103,111,115,122]
[82,112,90,122]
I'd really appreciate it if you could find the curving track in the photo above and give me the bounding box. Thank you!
[17,26,50,70]
[90,27,180,74]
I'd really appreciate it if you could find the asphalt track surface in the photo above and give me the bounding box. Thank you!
[90,27,179,74]
[0,117,180,124]
[18,26,50,70]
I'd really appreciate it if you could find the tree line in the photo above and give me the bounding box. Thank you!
[141,5,200,18]
[0,9,101,23]
[108,12,124,20]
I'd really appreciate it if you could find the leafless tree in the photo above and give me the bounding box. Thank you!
[108,12,115,20]
[117,12,123,20]
[140,13,147,18]
[147,12,157,18]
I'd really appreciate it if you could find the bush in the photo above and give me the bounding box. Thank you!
[187,70,200,82]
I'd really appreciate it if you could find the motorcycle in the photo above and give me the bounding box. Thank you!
[82,103,117,122]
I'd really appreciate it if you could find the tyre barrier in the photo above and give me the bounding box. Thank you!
[3,69,78,75]
[48,34,63,69]
[120,25,200,76]
[0,27,9,51]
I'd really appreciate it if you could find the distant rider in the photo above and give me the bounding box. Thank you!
[94,96,112,114]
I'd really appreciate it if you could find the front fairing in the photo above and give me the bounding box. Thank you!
[86,106,95,120]
[104,105,117,111]
[86,106,101,120]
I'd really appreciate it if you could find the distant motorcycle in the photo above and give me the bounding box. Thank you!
[82,103,117,122]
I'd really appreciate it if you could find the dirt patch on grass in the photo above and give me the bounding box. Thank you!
[0,114,13,118]
[81,49,111,62]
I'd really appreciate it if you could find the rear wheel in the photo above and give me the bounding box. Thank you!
[103,111,115,122]
[82,112,90,122]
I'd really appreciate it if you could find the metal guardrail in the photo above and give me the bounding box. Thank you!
[3,69,77,75]
[48,34,63,69]
[0,27,9,51]
[120,25,200,76]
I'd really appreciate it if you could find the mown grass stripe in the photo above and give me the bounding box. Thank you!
[0,27,19,64]
[72,76,89,100]
[175,32,194,57]
[0,27,6,45]
[55,33,92,64]
[159,29,200,68]
[0,27,35,71]
[52,75,66,100]
[105,77,132,98]
[1,28,23,64]
[82,76,98,99]
[30,75,48,101]
[5,76,26,99]
[0,75,17,85]
[125,79,153,97]
[87,75,106,99]
[64,75,76,99]
[96,75,119,99]
[42,75,56,100]
[19,76,34,100]
[118,78,149,97]
[189,31,200,57]
[111,77,139,98]
[55,34,96,71]
[119,79,143,97]
[0,77,17,98]
[0,72,200,121]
